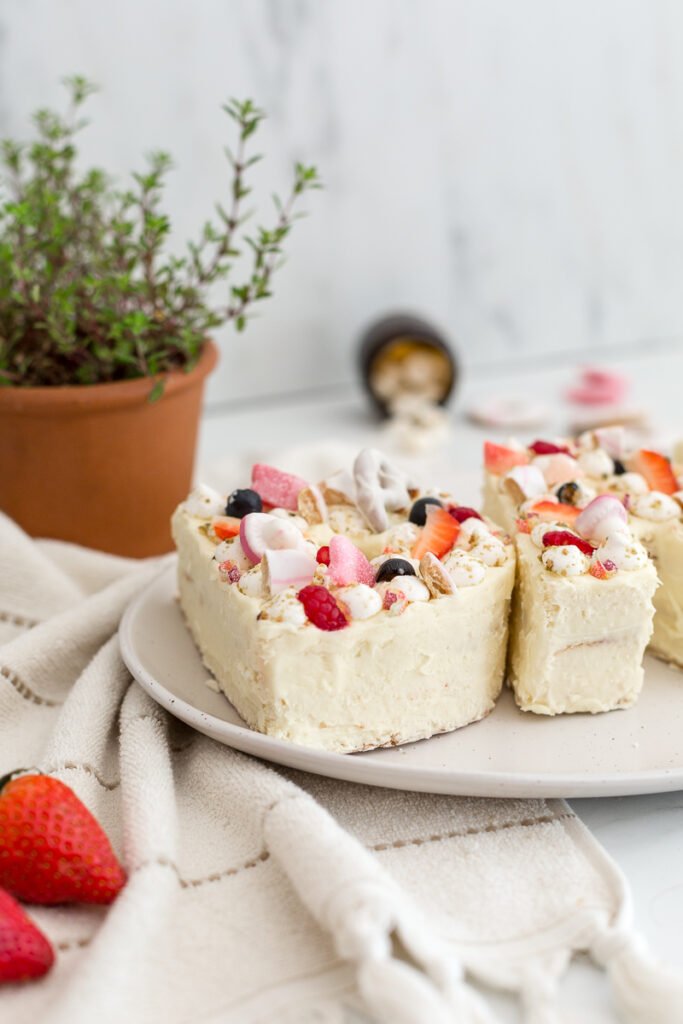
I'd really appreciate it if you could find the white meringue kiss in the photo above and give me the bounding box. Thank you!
[503,464,547,499]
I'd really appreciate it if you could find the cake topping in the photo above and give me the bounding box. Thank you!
[297,485,328,526]
[469,536,508,566]
[239,512,308,563]
[375,557,416,584]
[237,566,266,598]
[209,516,241,541]
[258,589,308,627]
[396,576,430,602]
[484,441,529,475]
[594,533,649,571]
[328,535,376,587]
[442,549,486,586]
[412,505,460,560]
[530,519,569,548]
[448,505,484,523]
[336,584,383,620]
[528,440,571,455]
[502,464,547,502]
[532,452,584,488]
[525,498,580,525]
[419,552,456,597]
[629,449,678,495]
[353,448,413,532]
[262,548,318,595]
[541,545,590,577]
[297,585,349,630]
[608,471,649,495]
[217,561,242,584]
[251,463,309,511]
[631,491,681,522]
[589,558,618,580]
[574,495,627,541]
[381,521,421,553]
[555,481,582,506]
[185,484,225,519]
[541,530,593,557]
[214,537,252,570]
[577,448,614,479]
[594,425,627,459]
[319,469,356,506]
[408,496,443,525]
[316,545,330,565]
[456,517,492,545]
[225,488,263,518]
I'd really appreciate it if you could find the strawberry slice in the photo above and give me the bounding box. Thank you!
[484,442,529,475]
[528,440,571,455]
[210,516,241,540]
[542,530,594,556]
[527,499,580,525]
[251,464,309,511]
[412,506,460,560]
[630,449,678,495]
[515,518,532,534]
[0,888,54,983]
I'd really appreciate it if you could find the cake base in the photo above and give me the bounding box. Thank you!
[173,508,515,753]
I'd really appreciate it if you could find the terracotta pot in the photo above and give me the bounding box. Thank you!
[0,341,218,557]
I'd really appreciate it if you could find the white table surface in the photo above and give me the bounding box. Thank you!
[196,342,683,1023]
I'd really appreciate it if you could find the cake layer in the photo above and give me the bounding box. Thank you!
[508,535,658,714]
[172,503,515,753]
[482,438,661,714]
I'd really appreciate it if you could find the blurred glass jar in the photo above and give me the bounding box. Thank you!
[358,313,458,418]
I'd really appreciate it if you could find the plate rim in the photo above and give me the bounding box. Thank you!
[119,561,683,799]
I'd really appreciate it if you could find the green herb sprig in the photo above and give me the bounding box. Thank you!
[0,77,321,388]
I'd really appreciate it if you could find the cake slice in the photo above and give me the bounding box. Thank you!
[172,449,515,752]
[482,438,659,714]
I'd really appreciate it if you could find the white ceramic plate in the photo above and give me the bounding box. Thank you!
[120,561,683,798]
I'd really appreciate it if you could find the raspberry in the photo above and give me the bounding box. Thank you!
[448,506,483,523]
[316,546,330,566]
[297,585,348,630]
[542,530,594,556]
[529,440,571,455]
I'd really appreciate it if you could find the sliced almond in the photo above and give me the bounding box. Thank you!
[502,476,526,505]
[297,484,328,525]
[419,552,456,597]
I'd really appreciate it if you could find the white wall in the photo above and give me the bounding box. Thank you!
[2,0,683,406]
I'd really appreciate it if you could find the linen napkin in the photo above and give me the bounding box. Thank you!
[0,505,681,1024]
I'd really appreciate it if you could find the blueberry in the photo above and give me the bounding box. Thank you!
[225,488,263,518]
[409,496,443,526]
[556,481,581,505]
[375,557,416,583]
[613,459,627,475]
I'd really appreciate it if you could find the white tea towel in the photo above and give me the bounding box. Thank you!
[0,508,681,1024]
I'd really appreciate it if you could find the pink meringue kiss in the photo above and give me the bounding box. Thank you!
[575,495,628,541]
[239,512,308,564]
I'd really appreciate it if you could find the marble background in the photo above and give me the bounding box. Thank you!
[1,0,683,405]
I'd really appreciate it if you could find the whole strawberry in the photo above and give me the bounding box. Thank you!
[0,773,126,905]
[0,887,54,983]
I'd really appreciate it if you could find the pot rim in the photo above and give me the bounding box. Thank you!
[0,339,219,413]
